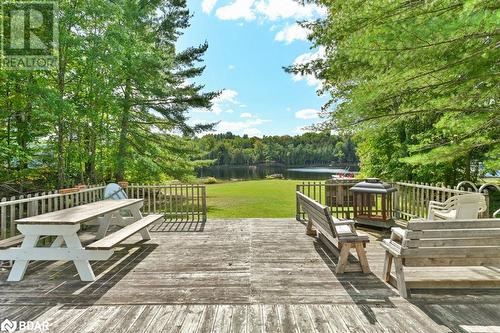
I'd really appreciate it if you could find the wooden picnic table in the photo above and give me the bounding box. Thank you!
[1,199,146,282]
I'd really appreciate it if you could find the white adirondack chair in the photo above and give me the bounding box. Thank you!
[427,193,487,220]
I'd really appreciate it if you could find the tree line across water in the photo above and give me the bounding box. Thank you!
[194,132,358,167]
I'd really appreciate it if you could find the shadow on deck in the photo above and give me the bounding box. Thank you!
[0,218,499,333]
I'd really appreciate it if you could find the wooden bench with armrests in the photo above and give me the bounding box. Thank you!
[296,191,370,274]
[381,218,500,298]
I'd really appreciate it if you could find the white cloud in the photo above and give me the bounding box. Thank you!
[216,0,256,21]
[275,23,310,44]
[240,112,253,118]
[295,108,319,119]
[216,118,269,133]
[214,89,239,104]
[239,104,248,108]
[291,47,325,89]
[202,0,218,14]
[296,126,312,135]
[243,128,263,137]
[192,89,240,115]
[212,0,325,21]
[228,64,236,70]
[256,0,326,21]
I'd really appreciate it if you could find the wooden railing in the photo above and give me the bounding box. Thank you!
[0,183,207,239]
[125,184,207,223]
[296,179,358,220]
[296,179,486,221]
[392,181,472,219]
[0,186,105,239]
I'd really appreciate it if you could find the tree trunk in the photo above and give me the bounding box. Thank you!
[56,51,67,188]
[115,77,132,181]
[6,113,11,171]
[85,129,97,184]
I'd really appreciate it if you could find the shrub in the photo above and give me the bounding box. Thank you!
[204,177,217,184]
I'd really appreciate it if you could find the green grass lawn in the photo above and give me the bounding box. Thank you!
[206,179,300,218]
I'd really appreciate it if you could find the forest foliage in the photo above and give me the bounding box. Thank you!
[0,0,215,192]
[195,132,358,166]
[289,0,499,184]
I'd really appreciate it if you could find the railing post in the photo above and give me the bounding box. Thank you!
[1,198,6,239]
[9,196,15,237]
[483,189,490,218]
[393,182,400,219]
[296,184,301,221]
[202,186,207,222]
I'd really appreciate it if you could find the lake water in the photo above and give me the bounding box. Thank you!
[197,165,358,180]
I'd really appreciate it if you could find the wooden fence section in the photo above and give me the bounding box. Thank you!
[296,180,486,222]
[0,186,105,239]
[125,184,207,223]
[0,183,207,239]
[296,179,358,220]
[392,181,472,219]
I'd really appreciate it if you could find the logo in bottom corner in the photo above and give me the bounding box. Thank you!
[0,319,16,333]
[1,318,49,332]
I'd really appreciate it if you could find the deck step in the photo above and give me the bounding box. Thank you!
[86,214,163,250]
[0,235,25,249]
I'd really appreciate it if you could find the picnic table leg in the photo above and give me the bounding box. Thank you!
[7,235,40,282]
[130,204,151,240]
[63,233,95,281]
[50,236,65,248]
[96,213,113,239]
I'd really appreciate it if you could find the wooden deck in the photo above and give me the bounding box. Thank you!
[1,218,499,332]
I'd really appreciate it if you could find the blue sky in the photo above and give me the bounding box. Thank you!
[178,0,327,137]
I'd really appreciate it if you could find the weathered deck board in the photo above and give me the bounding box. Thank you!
[0,218,499,333]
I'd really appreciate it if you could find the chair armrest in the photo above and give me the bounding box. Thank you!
[390,227,406,243]
[332,220,355,227]
[428,200,445,206]
[380,239,402,257]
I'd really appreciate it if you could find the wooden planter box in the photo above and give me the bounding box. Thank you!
[58,187,79,194]
[118,181,129,188]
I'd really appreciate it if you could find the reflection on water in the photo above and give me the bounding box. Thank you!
[197,165,358,180]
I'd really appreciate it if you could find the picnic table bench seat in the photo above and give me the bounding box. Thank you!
[381,218,500,298]
[0,235,25,249]
[296,191,370,274]
[87,214,163,250]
